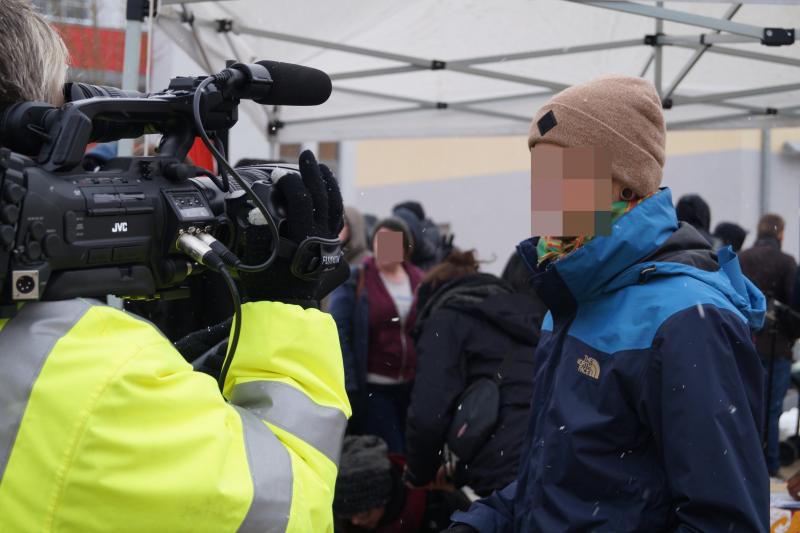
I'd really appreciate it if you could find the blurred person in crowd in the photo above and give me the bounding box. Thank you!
[675,193,717,247]
[404,250,539,496]
[450,76,767,532]
[714,221,748,253]
[341,206,371,266]
[501,251,548,329]
[739,213,800,477]
[329,218,424,452]
[364,213,379,249]
[334,435,469,533]
[393,201,446,270]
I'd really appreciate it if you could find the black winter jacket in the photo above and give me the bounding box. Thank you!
[739,236,800,359]
[405,274,539,496]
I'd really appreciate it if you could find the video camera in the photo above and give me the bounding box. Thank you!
[0,60,340,310]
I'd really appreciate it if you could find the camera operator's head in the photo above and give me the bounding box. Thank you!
[0,0,69,107]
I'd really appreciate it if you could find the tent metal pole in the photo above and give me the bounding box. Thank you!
[667,111,755,129]
[184,16,435,68]
[640,52,654,77]
[671,82,800,105]
[161,13,573,92]
[671,42,800,69]
[457,90,552,106]
[759,128,771,217]
[333,86,532,122]
[120,0,145,157]
[707,101,772,113]
[659,33,756,45]
[576,1,775,40]
[446,65,570,91]
[448,38,642,66]
[654,2,663,99]
[448,104,534,123]
[662,4,742,102]
[269,106,282,160]
[330,66,423,81]
[288,106,427,126]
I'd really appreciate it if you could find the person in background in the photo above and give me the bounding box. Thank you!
[404,250,539,497]
[739,213,800,478]
[501,251,548,330]
[450,76,767,532]
[393,201,445,271]
[329,218,424,452]
[334,435,469,533]
[713,221,748,253]
[341,206,371,266]
[675,193,716,247]
[363,213,379,250]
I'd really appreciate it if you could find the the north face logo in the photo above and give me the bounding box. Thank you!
[577,355,600,380]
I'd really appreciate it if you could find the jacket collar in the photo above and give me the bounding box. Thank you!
[519,188,677,308]
[753,235,781,251]
[518,187,765,329]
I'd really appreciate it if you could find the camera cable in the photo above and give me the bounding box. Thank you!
[216,266,242,392]
[192,75,280,274]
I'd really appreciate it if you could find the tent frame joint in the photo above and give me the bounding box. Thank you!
[268,120,285,135]
[644,33,663,47]
[762,28,795,46]
[215,18,234,33]
[430,60,447,70]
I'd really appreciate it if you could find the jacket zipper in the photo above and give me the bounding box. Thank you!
[398,314,407,380]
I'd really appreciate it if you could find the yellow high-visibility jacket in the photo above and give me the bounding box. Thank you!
[0,298,351,532]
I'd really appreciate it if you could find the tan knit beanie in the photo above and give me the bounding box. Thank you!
[528,76,666,197]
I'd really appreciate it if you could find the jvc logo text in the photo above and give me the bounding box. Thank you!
[111,222,128,233]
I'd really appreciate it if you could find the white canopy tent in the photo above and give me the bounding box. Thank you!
[140,0,800,147]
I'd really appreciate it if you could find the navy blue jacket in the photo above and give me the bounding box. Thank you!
[453,189,768,532]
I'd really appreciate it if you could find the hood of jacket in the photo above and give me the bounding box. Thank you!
[518,188,765,330]
[415,273,539,345]
[343,206,368,264]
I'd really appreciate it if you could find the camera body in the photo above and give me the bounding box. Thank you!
[0,62,330,309]
[0,149,232,302]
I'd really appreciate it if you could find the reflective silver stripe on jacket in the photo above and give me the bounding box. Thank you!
[231,380,347,466]
[0,299,92,480]
[233,405,293,533]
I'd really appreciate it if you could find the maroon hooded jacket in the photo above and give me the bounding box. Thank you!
[362,256,424,381]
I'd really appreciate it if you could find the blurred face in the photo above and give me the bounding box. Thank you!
[530,144,634,238]
[373,228,404,267]
[349,506,385,529]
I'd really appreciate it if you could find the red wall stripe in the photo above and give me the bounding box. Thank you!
[54,23,148,74]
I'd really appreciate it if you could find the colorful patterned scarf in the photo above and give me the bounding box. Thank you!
[536,191,657,266]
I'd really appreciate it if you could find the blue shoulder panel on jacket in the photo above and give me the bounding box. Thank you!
[569,270,748,354]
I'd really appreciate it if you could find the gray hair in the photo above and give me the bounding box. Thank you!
[0,0,69,106]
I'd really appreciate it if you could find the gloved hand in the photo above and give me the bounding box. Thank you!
[237,150,348,308]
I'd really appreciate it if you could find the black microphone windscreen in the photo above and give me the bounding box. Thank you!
[255,61,332,106]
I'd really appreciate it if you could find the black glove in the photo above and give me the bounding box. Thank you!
[237,150,348,307]
[444,524,478,533]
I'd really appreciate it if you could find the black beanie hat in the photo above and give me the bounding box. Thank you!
[713,222,748,252]
[393,201,426,221]
[333,436,393,517]
[675,194,711,233]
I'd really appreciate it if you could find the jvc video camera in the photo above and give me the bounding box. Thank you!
[0,61,339,309]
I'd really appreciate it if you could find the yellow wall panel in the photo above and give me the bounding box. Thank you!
[355,128,800,187]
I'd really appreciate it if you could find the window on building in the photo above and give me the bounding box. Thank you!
[33,0,95,24]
